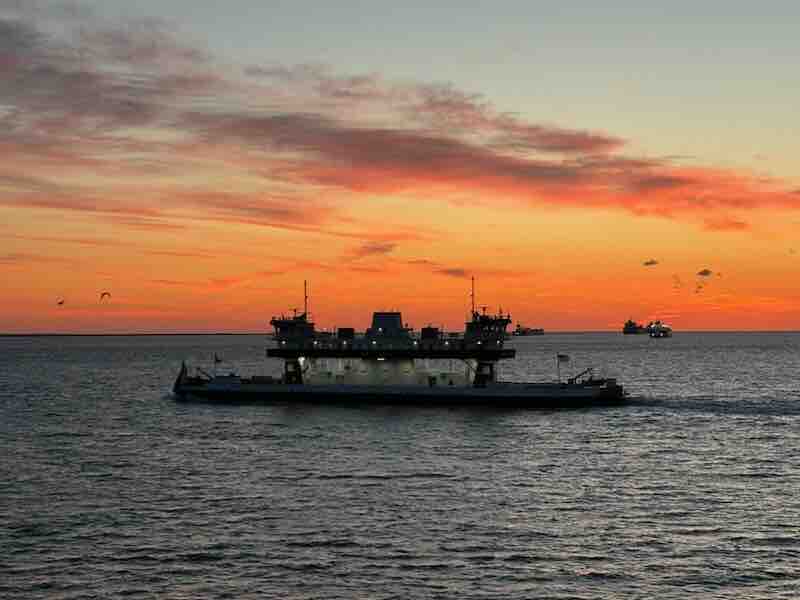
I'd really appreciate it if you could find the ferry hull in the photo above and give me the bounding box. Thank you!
[173,378,625,408]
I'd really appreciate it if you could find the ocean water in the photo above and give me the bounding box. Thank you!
[2,332,800,599]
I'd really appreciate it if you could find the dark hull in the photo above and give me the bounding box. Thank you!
[173,381,626,409]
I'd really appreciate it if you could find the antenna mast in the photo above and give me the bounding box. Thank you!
[471,276,476,315]
[304,280,308,316]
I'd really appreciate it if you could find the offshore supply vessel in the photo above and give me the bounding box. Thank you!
[173,283,625,407]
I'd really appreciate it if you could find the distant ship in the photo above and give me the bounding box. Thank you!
[511,323,544,336]
[647,321,673,338]
[622,319,646,334]
[173,281,625,407]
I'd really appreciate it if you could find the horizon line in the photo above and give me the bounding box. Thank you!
[2,330,800,337]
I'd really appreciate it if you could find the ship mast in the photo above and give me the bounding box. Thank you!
[304,280,308,317]
[471,276,476,316]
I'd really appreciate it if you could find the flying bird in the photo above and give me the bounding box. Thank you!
[56,298,65,306]
[99,291,111,302]
[643,259,659,267]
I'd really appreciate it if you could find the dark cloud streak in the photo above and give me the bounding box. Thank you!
[437,268,469,278]
[352,241,397,258]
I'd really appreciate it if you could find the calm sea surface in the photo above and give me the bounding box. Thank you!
[2,332,800,599]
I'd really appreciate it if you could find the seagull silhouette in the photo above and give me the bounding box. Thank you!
[99,291,111,302]
[56,298,65,306]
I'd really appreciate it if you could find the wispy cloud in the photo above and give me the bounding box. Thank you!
[144,249,217,259]
[245,67,625,154]
[437,267,469,278]
[1,3,799,237]
[0,252,72,265]
[351,241,397,258]
[150,269,283,291]
[703,217,749,232]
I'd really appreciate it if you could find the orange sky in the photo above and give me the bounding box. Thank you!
[1,5,799,333]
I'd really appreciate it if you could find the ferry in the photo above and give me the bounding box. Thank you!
[511,323,545,336]
[647,320,673,338]
[173,282,625,408]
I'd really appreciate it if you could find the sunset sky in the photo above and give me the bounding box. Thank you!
[2,1,799,333]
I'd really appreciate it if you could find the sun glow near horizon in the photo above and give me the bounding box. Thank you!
[1,1,799,333]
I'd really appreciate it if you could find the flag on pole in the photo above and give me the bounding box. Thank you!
[557,353,570,363]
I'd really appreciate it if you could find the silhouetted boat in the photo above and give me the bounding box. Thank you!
[623,319,646,334]
[511,323,544,336]
[173,281,626,407]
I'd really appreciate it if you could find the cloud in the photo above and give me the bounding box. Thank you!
[0,1,96,21]
[351,241,397,258]
[184,111,598,197]
[80,19,210,66]
[628,174,696,192]
[703,217,749,232]
[697,268,713,277]
[1,5,800,239]
[643,259,659,266]
[145,249,217,259]
[102,215,186,231]
[183,109,800,224]
[0,252,71,265]
[5,232,131,247]
[0,188,186,232]
[151,278,196,287]
[245,66,624,155]
[437,267,469,278]
[173,191,323,227]
[0,13,221,147]
[151,270,281,291]
[0,172,68,195]
[347,265,384,273]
